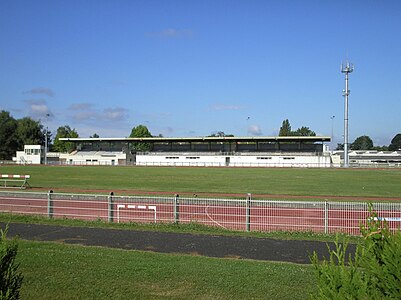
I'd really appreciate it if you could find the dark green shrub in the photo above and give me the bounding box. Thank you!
[359,208,401,298]
[0,226,23,300]
[311,205,401,299]
[310,237,368,299]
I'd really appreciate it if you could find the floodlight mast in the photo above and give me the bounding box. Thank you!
[341,61,354,168]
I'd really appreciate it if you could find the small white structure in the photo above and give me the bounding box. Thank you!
[13,145,44,164]
[59,151,126,165]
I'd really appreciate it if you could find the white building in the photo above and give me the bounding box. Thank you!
[13,145,44,164]
[331,150,401,168]
[15,139,401,168]
[58,151,126,166]
[59,136,332,168]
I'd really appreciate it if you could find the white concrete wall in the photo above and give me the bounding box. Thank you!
[136,153,332,168]
[61,151,126,165]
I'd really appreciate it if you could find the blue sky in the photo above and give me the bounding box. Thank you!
[1,1,400,146]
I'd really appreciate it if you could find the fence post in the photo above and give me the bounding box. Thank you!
[174,194,179,224]
[108,192,114,223]
[246,193,251,232]
[324,201,328,234]
[47,190,53,219]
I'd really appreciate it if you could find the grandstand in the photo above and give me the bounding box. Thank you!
[59,136,332,167]
[12,136,401,167]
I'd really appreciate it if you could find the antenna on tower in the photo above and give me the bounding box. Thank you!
[341,60,354,168]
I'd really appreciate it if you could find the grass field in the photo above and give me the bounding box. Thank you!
[18,239,316,300]
[1,165,401,199]
[2,164,399,299]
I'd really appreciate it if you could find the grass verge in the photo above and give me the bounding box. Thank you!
[18,239,316,299]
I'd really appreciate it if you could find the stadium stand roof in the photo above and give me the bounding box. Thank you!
[60,136,331,143]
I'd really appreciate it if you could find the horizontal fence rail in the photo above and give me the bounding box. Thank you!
[1,191,401,235]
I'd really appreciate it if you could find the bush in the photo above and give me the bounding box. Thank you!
[359,208,401,298]
[0,226,23,300]
[311,205,401,299]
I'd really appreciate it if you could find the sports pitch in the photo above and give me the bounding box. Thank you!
[1,165,401,200]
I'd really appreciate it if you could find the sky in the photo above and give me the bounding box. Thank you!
[1,1,400,147]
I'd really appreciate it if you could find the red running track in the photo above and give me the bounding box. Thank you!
[1,194,400,235]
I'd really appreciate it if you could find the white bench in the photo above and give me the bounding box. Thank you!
[0,175,31,189]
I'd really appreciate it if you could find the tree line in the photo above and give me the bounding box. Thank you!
[0,110,156,159]
[1,110,400,160]
[279,118,401,151]
[336,134,401,151]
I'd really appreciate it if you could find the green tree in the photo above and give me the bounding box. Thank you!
[0,226,23,300]
[351,135,374,150]
[279,119,292,136]
[0,111,19,160]
[293,126,316,137]
[279,119,316,137]
[388,133,401,151]
[0,110,18,160]
[53,125,79,153]
[209,131,234,137]
[129,125,152,151]
[90,133,99,138]
[15,117,44,149]
[130,125,152,138]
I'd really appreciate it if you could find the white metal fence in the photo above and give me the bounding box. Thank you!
[1,191,400,235]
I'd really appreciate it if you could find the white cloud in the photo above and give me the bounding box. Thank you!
[24,87,54,97]
[103,107,127,121]
[248,124,263,136]
[73,111,98,121]
[25,99,53,119]
[69,103,97,121]
[68,103,128,123]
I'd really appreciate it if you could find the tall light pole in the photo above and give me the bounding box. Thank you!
[341,61,354,168]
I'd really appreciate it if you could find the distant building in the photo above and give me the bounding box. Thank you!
[332,150,401,168]
[14,138,401,168]
[13,145,44,164]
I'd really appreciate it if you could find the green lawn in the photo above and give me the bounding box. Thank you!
[3,165,387,299]
[18,240,316,300]
[1,165,401,199]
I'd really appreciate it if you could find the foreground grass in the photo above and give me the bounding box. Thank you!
[1,165,401,199]
[0,213,362,243]
[18,239,316,299]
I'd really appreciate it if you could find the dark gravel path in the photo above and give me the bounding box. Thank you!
[1,222,356,264]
